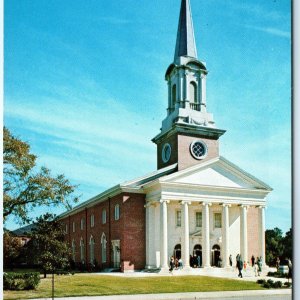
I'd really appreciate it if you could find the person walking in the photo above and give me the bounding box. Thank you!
[169,256,175,274]
[254,262,259,277]
[251,255,255,267]
[257,257,262,276]
[237,256,243,278]
[229,254,233,267]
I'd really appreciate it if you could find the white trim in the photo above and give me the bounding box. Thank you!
[190,140,208,160]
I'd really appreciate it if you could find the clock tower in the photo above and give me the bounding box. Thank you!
[152,0,226,171]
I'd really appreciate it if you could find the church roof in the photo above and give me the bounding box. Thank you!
[174,0,198,63]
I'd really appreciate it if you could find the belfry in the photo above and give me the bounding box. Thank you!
[60,0,272,273]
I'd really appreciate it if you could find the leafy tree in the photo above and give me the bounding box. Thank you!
[3,127,79,224]
[282,228,292,261]
[3,231,23,268]
[24,214,71,278]
[265,227,284,266]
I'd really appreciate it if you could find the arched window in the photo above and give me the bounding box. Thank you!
[211,244,221,267]
[172,84,177,107]
[72,240,76,261]
[89,236,95,263]
[189,81,198,104]
[101,233,107,263]
[102,209,107,224]
[80,238,85,262]
[114,204,120,221]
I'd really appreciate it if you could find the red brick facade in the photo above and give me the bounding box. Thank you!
[247,206,260,261]
[60,192,146,271]
[157,132,219,170]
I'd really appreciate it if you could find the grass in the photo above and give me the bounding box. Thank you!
[3,274,265,299]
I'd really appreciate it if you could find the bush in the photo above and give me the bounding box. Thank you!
[273,281,283,288]
[267,279,274,285]
[3,272,40,290]
[257,279,266,284]
[284,282,292,288]
[263,282,271,289]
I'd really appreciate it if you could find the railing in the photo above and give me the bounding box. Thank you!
[190,103,201,111]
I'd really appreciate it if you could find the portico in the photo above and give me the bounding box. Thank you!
[144,157,271,271]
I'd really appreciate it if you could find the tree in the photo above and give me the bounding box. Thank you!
[282,228,292,261]
[3,231,23,268]
[24,214,71,278]
[3,127,79,224]
[265,227,284,266]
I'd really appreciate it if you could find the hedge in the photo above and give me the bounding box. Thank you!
[3,272,40,290]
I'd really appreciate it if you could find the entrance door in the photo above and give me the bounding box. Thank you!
[193,244,202,267]
[211,244,221,267]
[111,240,120,268]
[174,244,181,259]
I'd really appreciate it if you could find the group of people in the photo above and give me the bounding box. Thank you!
[169,256,183,272]
[232,254,263,278]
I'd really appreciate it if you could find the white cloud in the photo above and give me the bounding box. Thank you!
[244,25,290,39]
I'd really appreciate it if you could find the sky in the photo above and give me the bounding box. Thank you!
[4,0,291,233]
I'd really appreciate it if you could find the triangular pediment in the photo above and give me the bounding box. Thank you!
[160,156,272,191]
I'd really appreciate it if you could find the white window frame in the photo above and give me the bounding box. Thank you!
[114,204,120,221]
[91,214,95,228]
[214,213,222,229]
[89,236,95,263]
[196,212,202,228]
[101,233,107,263]
[80,238,85,262]
[81,218,84,230]
[72,240,76,261]
[72,221,75,233]
[102,209,107,224]
[176,210,182,227]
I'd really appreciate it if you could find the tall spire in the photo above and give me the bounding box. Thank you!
[174,0,198,63]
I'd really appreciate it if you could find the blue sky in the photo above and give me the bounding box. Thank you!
[4,0,291,233]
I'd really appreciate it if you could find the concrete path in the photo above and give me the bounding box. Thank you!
[33,289,292,300]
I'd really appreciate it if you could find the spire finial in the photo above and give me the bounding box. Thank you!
[174,0,198,63]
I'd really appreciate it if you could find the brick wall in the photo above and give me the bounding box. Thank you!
[60,192,146,271]
[247,207,259,262]
[156,132,219,170]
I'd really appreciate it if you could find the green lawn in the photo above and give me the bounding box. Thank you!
[4,274,264,299]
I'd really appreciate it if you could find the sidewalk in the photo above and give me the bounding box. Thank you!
[33,289,292,300]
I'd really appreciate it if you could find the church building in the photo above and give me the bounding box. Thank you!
[59,0,272,272]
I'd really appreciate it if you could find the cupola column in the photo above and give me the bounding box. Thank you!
[200,74,207,112]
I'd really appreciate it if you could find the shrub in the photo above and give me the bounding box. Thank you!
[284,282,292,288]
[273,281,283,288]
[3,272,40,290]
[263,282,271,289]
[257,279,266,284]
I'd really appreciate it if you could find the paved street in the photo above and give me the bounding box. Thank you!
[33,289,292,300]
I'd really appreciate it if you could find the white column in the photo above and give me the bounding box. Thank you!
[167,81,171,114]
[160,200,169,270]
[202,202,211,267]
[240,205,248,264]
[181,201,191,268]
[222,204,230,267]
[145,203,155,268]
[200,74,207,112]
[258,206,266,266]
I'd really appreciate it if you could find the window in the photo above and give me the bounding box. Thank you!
[176,210,182,227]
[80,238,85,262]
[65,224,68,234]
[214,213,222,228]
[102,209,107,224]
[80,218,84,230]
[189,81,198,104]
[72,240,76,261]
[114,204,120,221]
[172,84,176,107]
[196,212,202,228]
[89,236,95,263]
[101,233,107,263]
[91,214,95,228]
[72,222,75,233]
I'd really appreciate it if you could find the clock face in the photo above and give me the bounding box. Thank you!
[162,143,172,163]
[190,140,207,160]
